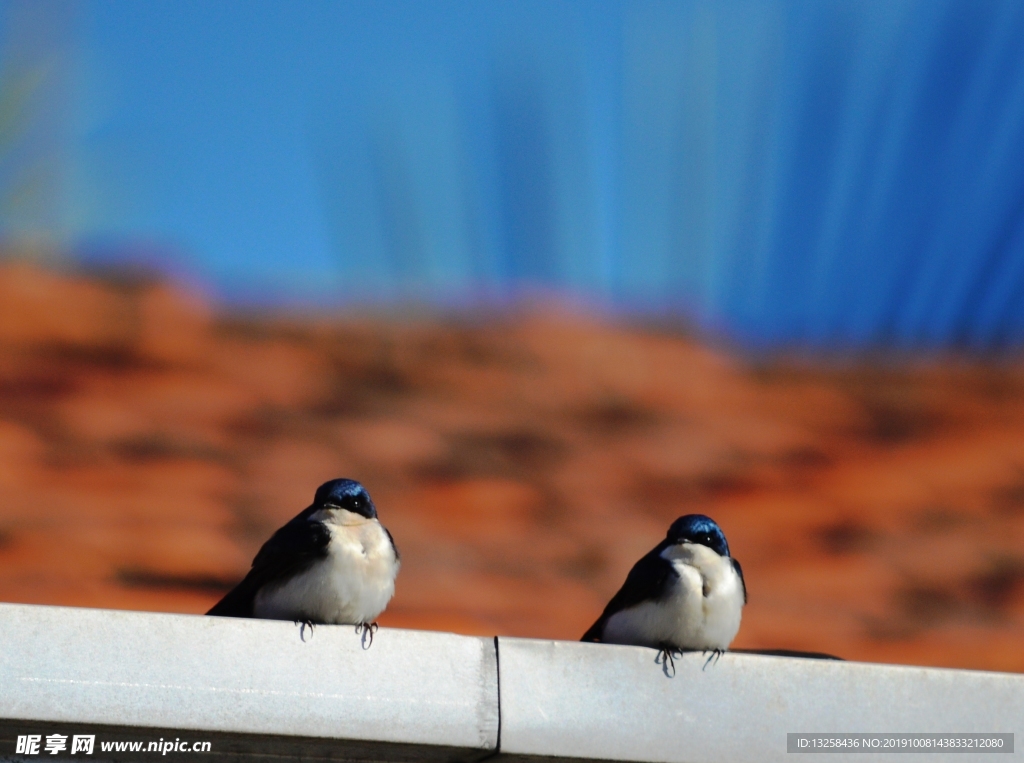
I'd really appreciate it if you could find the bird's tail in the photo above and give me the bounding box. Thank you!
[206,575,258,617]
[580,618,604,642]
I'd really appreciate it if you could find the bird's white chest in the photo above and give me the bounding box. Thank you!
[602,543,744,651]
[253,518,399,624]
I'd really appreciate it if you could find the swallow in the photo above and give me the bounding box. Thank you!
[208,479,399,640]
[581,514,746,670]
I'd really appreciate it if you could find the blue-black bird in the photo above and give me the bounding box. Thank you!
[207,479,400,629]
[582,514,746,659]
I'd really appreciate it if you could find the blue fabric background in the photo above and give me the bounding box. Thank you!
[2,0,1023,347]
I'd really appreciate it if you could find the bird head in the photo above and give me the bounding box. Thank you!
[313,478,377,520]
[666,514,730,557]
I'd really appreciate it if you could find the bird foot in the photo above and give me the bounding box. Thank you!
[296,619,315,642]
[356,621,379,649]
[702,649,724,670]
[655,644,682,677]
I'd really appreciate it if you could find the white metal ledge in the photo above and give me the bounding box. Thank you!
[496,638,1022,763]
[0,602,1022,762]
[0,603,497,761]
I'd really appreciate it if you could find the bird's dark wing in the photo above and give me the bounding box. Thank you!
[383,525,400,562]
[581,543,677,642]
[731,557,747,604]
[207,510,331,618]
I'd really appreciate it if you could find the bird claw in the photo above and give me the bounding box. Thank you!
[702,649,724,670]
[296,619,315,642]
[654,646,723,674]
[356,621,379,649]
[655,645,681,677]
